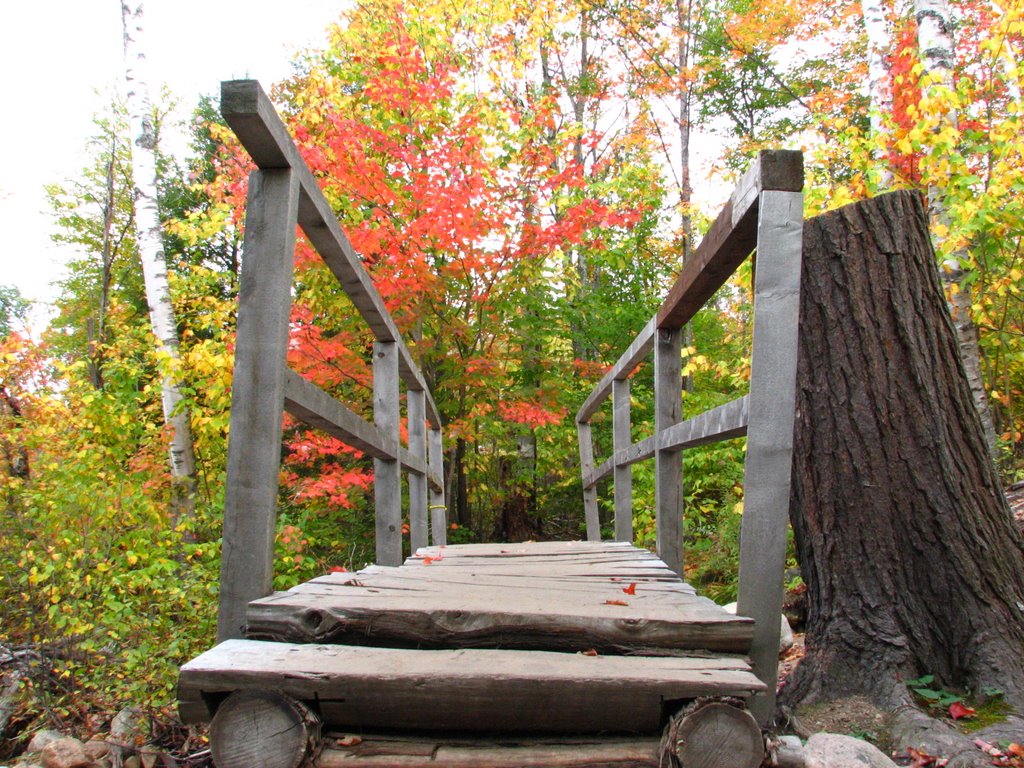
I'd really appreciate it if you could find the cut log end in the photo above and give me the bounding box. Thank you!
[209,690,321,768]
[662,701,764,768]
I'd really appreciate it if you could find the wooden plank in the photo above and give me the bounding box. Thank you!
[657,150,803,330]
[428,427,446,545]
[219,80,441,428]
[217,168,299,642]
[319,734,661,768]
[576,319,654,423]
[736,189,804,724]
[408,390,428,552]
[373,341,402,567]
[178,640,765,732]
[613,378,633,542]
[659,395,749,451]
[578,422,601,541]
[654,327,683,576]
[283,369,395,461]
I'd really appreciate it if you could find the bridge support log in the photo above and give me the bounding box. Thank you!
[661,701,763,768]
[209,690,321,768]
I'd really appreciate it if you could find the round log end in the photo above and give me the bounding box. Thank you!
[670,701,763,768]
[210,690,321,768]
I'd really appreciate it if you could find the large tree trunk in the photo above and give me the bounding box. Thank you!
[121,0,197,526]
[781,190,1024,712]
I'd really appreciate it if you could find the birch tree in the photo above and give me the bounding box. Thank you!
[120,0,197,523]
[914,0,998,453]
[862,0,893,185]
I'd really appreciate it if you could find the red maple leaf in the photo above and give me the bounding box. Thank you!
[948,701,975,720]
[605,599,629,606]
[622,582,637,595]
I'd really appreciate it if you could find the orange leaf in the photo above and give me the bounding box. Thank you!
[1008,743,1024,757]
[622,582,637,595]
[605,599,629,606]
[581,648,599,656]
[422,556,434,565]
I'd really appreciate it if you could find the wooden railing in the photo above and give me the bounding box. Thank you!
[216,81,446,642]
[576,149,804,722]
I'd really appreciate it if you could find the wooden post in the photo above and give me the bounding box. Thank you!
[428,426,447,545]
[217,169,298,642]
[374,341,402,566]
[736,189,804,724]
[654,327,683,576]
[408,389,428,553]
[578,422,601,541]
[612,378,633,542]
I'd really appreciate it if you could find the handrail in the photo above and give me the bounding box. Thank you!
[575,149,803,724]
[217,80,446,643]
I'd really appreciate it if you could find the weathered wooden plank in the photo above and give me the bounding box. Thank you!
[613,378,633,542]
[657,150,803,330]
[578,422,601,540]
[576,319,655,423]
[408,390,428,552]
[178,640,765,732]
[217,168,299,642]
[319,735,661,768]
[659,395,749,452]
[736,189,804,724]
[654,327,683,576]
[220,79,441,428]
[373,341,402,567]
[428,427,446,545]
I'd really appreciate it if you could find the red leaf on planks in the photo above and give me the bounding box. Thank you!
[337,735,363,747]
[948,701,976,720]
[622,582,637,595]
[422,557,435,565]
[328,565,348,573]
[605,599,629,606]
[581,649,599,656]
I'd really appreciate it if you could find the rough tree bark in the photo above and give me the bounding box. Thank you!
[780,190,1024,712]
[121,0,198,526]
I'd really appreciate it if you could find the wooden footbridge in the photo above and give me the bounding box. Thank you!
[178,81,804,768]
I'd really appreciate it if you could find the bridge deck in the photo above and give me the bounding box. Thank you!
[178,541,762,736]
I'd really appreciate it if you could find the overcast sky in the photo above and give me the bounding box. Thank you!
[0,0,343,329]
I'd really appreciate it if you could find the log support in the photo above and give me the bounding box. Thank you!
[209,690,322,768]
[660,700,764,768]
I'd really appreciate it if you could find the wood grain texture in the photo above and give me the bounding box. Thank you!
[179,640,765,733]
[670,702,763,768]
[654,327,683,576]
[318,735,661,767]
[209,690,321,768]
[613,378,633,542]
[246,542,752,653]
[373,341,402,567]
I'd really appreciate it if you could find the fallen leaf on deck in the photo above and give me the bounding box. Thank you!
[622,582,637,595]
[422,557,435,565]
[605,599,629,606]
[581,649,598,656]
[337,736,363,747]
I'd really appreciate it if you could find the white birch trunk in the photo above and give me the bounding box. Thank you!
[121,0,198,520]
[915,0,999,455]
[862,0,893,186]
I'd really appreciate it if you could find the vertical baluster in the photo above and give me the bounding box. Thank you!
[408,389,428,553]
[578,422,600,541]
[217,168,298,642]
[654,327,683,576]
[374,341,402,566]
[428,426,447,545]
[612,378,633,542]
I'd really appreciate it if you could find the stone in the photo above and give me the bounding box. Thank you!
[26,731,63,754]
[804,733,897,768]
[770,734,806,767]
[890,708,990,768]
[110,707,149,748]
[82,739,110,760]
[722,602,795,652]
[39,738,91,768]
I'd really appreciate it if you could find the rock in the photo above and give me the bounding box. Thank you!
[973,714,1024,745]
[770,734,806,767]
[804,733,897,768]
[82,739,110,760]
[722,602,795,652]
[890,707,990,768]
[26,730,63,754]
[123,756,141,768]
[110,707,149,748]
[39,738,91,768]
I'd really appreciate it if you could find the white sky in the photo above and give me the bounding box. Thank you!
[0,0,343,329]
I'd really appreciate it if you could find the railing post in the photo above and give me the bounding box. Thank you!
[578,422,601,541]
[612,378,633,542]
[217,168,298,642]
[428,426,447,545]
[654,326,683,576]
[737,189,804,724]
[374,341,402,566]
[408,389,428,553]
